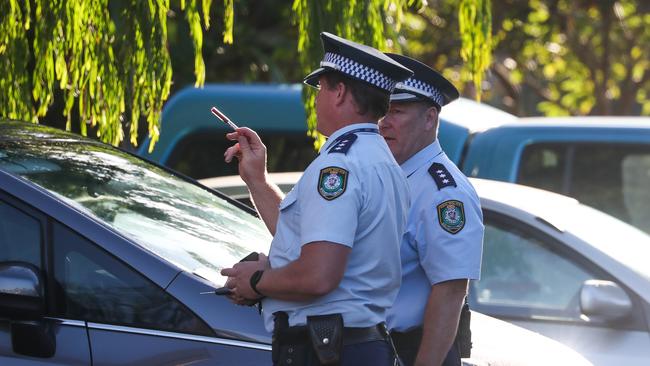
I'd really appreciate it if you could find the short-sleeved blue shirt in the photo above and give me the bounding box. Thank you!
[262,123,409,332]
[387,140,484,332]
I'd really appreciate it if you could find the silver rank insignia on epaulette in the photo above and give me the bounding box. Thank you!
[428,163,457,190]
[328,133,358,154]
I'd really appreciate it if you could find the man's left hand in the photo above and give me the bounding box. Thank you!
[221,254,270,302]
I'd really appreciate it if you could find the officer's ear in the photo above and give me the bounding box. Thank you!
[333,81,348,107]
[423,104,439,131]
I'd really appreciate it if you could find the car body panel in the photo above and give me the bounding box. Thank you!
[468,311,593,366]
[87,324,269,366]
[507,320,650,366]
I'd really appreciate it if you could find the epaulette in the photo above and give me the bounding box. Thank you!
[428,162,457,190]
[328,133,358,154]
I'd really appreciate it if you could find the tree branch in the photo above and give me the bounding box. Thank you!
[491,61,521,115]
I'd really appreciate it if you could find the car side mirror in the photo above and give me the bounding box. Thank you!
[0,261,44,319]
[579,279,632,323]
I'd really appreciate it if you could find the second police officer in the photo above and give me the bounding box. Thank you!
[379,54,485,366]
[221,33,413,366]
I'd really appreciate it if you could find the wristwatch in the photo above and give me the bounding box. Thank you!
[250,270,265,297]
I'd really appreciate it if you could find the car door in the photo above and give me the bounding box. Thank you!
[49,221,269,365]
[0,193,91,365]
[469,210,650,366]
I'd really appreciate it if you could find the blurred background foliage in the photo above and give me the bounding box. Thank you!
[398,0,650,116]
[1,0,649,149]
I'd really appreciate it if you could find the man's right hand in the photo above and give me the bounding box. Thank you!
[224,127,268,186]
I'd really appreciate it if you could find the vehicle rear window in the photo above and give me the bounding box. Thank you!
[167,131,317,179]
[517,143,650,234]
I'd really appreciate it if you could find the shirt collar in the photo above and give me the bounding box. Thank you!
[400,140,444,177]
[320,123,379,153]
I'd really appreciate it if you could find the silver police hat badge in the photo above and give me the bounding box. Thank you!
[385,53,459,109]
[303,32,413,93]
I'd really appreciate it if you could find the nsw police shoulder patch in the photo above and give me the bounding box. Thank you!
[437,200,465,234]
[318,166,348,200]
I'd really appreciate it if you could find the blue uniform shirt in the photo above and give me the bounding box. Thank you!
[387,140,484,332]
[262,123,409,332]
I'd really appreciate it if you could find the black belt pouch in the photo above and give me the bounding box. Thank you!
[307,314,343,366]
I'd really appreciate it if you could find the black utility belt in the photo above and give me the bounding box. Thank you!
[272,312,389,365]
[276,323,387,346]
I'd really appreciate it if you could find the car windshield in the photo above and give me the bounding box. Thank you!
[0,124,271,286]
[563,203,650,283]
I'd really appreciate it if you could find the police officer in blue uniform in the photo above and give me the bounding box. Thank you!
[379,54,484,366]
[221,33,413,366]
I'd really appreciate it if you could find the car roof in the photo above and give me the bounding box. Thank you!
[439,98,518,133]
[516,116,650,128]
[473,178,650,298]
[0,119,99,143]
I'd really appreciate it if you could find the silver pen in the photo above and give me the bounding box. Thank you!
[211,106,239,131]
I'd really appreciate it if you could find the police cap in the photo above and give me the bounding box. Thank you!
[304,32,413,93]
[385,53,459,109]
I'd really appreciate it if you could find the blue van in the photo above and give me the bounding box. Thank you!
[439,99,650,234]
[138,84,316,179]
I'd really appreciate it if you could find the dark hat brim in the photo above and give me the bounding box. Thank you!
[303,67,329,89]
[389,92,423,103]
[385,53,459,107]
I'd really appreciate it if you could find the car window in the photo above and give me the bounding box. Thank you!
[1,130,271,287]
[0,199,41,268]
[52,222,212,336]
[471,213,600,321]
[517,143,650,234]
[168,131,317,179]
[517,145,566,193]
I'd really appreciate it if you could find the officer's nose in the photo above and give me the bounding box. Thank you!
[378,116,391,133]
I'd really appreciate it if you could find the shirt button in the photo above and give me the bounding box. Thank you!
[288,347,294,353]
[286,359,293,364]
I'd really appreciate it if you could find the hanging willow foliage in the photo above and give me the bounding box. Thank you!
[0,0,233,150]
[2,0,493,149]
[459,0,493,101]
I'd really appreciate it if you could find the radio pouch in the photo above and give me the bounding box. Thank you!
[307,313,343,366]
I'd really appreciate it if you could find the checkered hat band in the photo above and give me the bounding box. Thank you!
[396,78,445,106]
[322,52,397,92]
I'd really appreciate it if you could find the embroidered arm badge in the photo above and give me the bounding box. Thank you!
[318,166,349,200]
[437,200,465,234]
